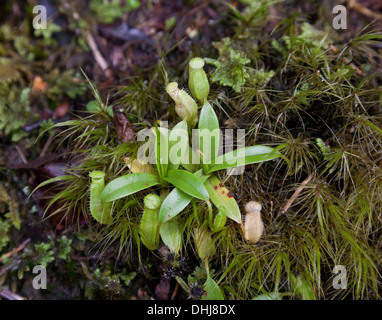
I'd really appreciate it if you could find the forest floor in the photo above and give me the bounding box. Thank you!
[1,0,382,300]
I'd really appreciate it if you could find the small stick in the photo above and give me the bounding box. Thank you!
[0,238,31,263]
[85,31,109,72]
[39,135,54,158]
[0,288,26,300]
[329,45,364,76]
[348,0,382,20]
[171,282,180,300]
[15,145,28,164]
[280,174,313,214]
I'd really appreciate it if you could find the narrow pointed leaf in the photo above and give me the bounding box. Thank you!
[158,170,209,223]
[30,175,74,196]
[155,124,169,178]
[199,101,220,164]
[159,221,183,254]
[100,173,160,202]
[204,175,241,223]
[207,145,280,174]
[159,188,192,223]
[168,120,188,171]
[163,169,209,201]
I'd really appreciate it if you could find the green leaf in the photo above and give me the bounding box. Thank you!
[252,293,283,300]
[193,169,211,183]
[155,124,169,178]
[290,274,316,300]
[194,228,215,260]
[212,209,227,232]
[100,173,160,202]
[204,175,241,224]
[159,188,192,223]
[364,119,382,136]
[201,276,224,300]
[175,275,190,294]
[120,272,137,287]
[163,170,209,201]
[207,145,280,174]
[198,101,220,164]
[168,120,188,171]
[127,0,140,10]
[159,221,183,254]
[158,170,209,224]
[30,175,74,196]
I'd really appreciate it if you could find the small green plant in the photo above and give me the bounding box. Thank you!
[205,38,251,92]
[290,274,316,300]
[0,87,33,142]
[227,0,282,36]
[34,21,62,47]
[85,268,122,299]
[57,236,73,260]
[96,58,280,251]
[90,0,140,24]
[316,138,330,159]
[33,242,55,267]
[176,261,224,300]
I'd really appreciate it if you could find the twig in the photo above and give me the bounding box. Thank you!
[329,44,364,76]
[280,175,313,214]
[171,282,180,300]
[39,135,54,158]
[0,238,31,263]
[0,288,26,300]
[15,145,28,164]
[85,31,109,72]
[348,0,382,20]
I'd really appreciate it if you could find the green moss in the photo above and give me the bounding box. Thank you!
[0,219,10,253]
[205,38,251,92]
[89,0,140,24]
[33,242,55,267]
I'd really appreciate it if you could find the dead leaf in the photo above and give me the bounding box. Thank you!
[53,102,70,119]
[113,105,135,143]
